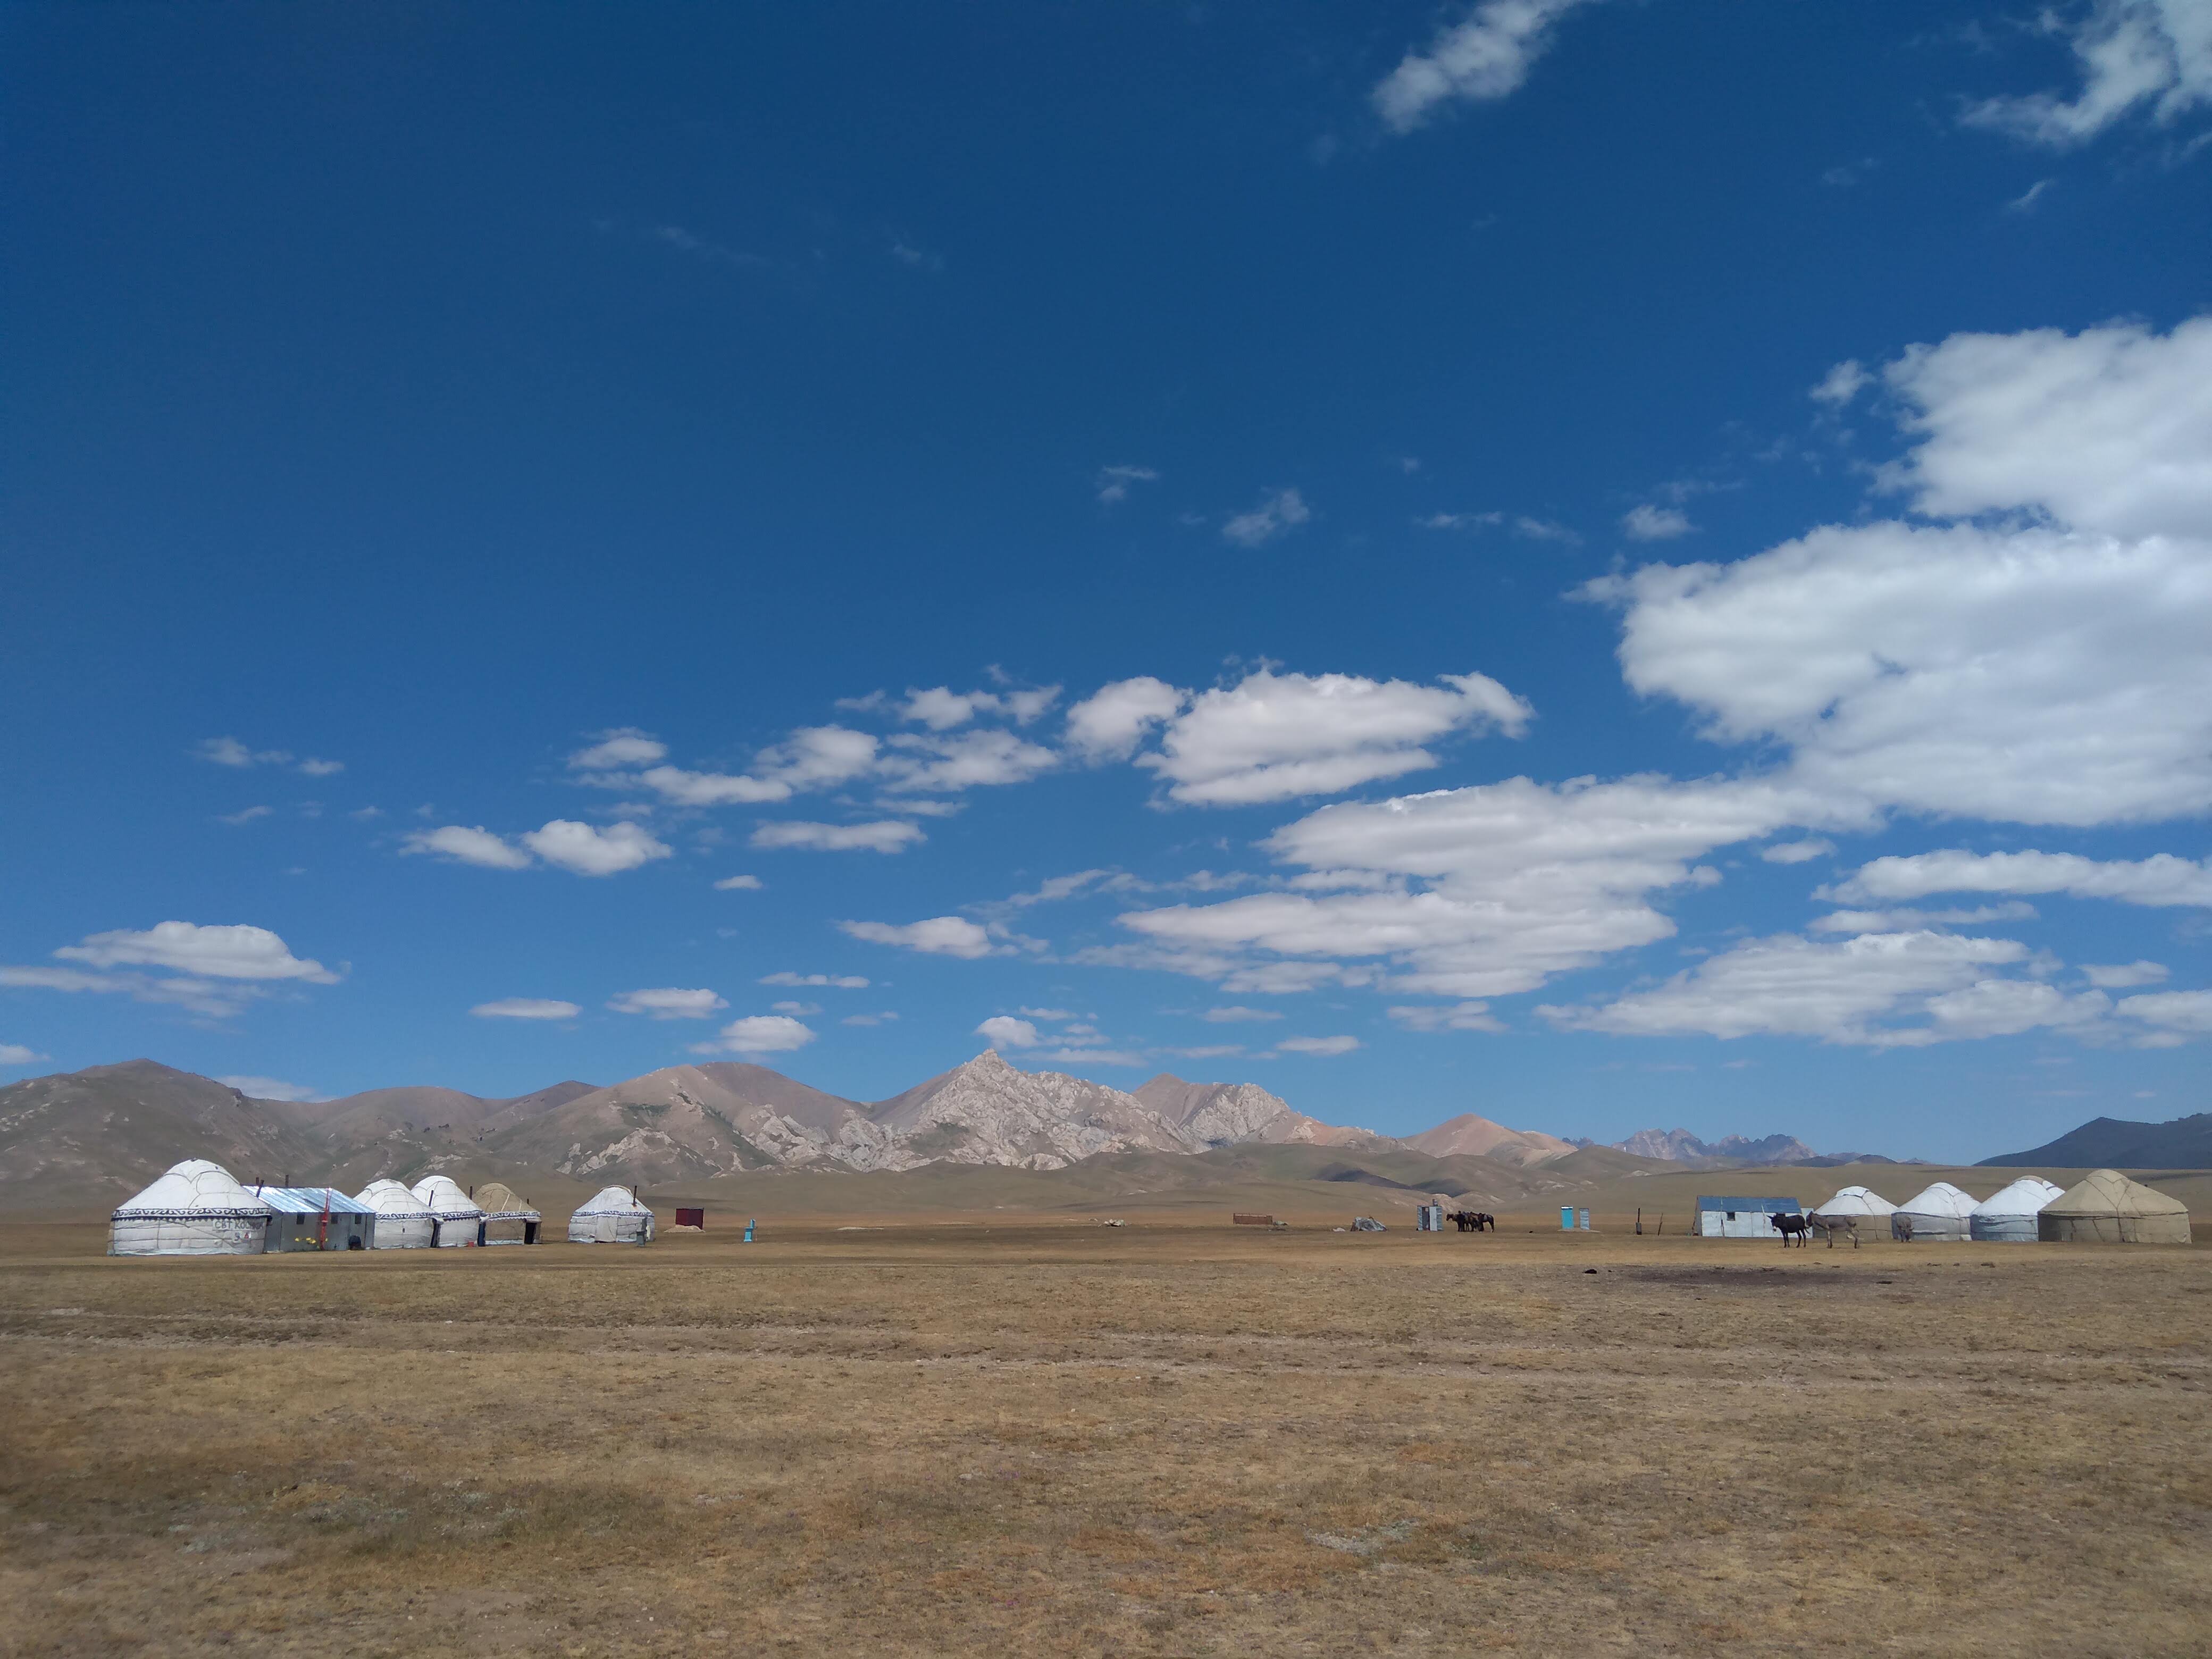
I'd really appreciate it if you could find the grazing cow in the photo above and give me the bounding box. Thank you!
[1807,1213,1859,1250]
[1769,1212,1813,1248]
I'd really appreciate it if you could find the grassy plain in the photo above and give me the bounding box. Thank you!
[2,1214,2208,1657]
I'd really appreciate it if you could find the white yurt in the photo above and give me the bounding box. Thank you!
[1970,1176,2066,1243]
[2038,1169,2192,1245]
[1812,1185,1897,1224]
[356,1178,438,1249]
[108,1160,272,1256]
[1892,1180,1979,1242]
[568,1186,655,1244]
[409,1175,487,1247]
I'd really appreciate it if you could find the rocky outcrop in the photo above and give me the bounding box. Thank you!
[1132,1074,1387,1149]
[872,1051,1199,1170]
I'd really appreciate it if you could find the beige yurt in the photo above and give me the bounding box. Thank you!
[108,1160,272,1256]
[409,1175,487,1247]
[1812,1185,1896,1225]
[472,1181,542,1245]
[2038,1169,2191,1245]
[568,1186,655,1244]
[356,1178,437,1249]
[1970,1177,2065,1243]
[1893,1181,1978,1242]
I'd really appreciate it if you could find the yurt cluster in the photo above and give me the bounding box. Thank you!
[1696,1171,2191,1244]
[107,1160,660,1256]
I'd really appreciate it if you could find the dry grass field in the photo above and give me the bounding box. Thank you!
[3,1214,2208,1657]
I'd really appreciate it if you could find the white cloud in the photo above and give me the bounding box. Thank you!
[217,806,273,825]
[755,725,881,789]
[1203,1006,1283,1023]
[1222,488,1311,548]
[56,921,337,983]
[1097,465,1160,504]
[880,729,1058,793]
[841,1010,899,1026]
[1809,359,1871,406]
[521,819,673,876]
[1373,0,1598,133]
[196,737,290,768]
[2082,959,2169,988]
[1622,504,1693,541]
[1388,1002,1505,1033]
[1417,511,1504,532]
[2115,988,2212,1038]
[297,758,345,777]
[771,1000,822,1016]
[714,874,764,890]
[976,1015,1041,1049]
[1810,902,2039,933]
[1163,1043,1246,1060]
[1962,2,2212,147]
[402,825,535,870]
[702,1014,817,1055]
[219,1075,324,1102]
[1066,677,1187,762]
[608,987,728,1020]
[901,688,995,730]
[0,1043,48,1066]
[751,820,925,853]
[637,766,792,805]
[1513,516,1581,544]
[1761,839,1835,865]
[1275,1034,1361,1056]
[760,971,871,989]
[1880,318,2212,538]
[2007,177,2056,214]
[471,998,581,1020]
[0,965,257,1019]
[840,916,997,959]
[1834,850,2212,908]
[1135,667,1532,806]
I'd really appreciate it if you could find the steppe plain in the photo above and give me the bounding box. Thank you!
[3,1179,2208,1658]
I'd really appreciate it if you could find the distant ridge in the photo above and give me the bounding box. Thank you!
[1402,1111,1576,1167]
[1979,1113,2212,1170]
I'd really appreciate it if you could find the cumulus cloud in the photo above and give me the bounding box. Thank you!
[2082,960,2169,988]
[976,1015,1041,1049]
[402,825,535,870]
[1275,1034,1361,1056]
[569,729,670,769]
[0,1042,45,1066]
[1809,902,2039,934]
[1133,668,1532,807]
[771,1000,822,1016]
[1833,850,2212,908]
[1417,511,1505,532]
[1388,1002,1505,1033]
[471,998,581,1020]
[751,820,924,853]
[1203,1006,1283,1023]
[217,806,273,826]
[753,726,882,790]
[219,1075,324,1102]
[879,729,1058,793]
[608,987,728,1019]
[520,819,672,876]
[1097,465,1159,504]
[760,971,871,988]
[2115,988,2212,1041]
[56,921,337,983]
[1222,488,1311,548]
[1065,677,1187,762]
[701,1014,817,1055]
[1809,359,1871,407]
[839,917,996,959]
[636,766,792,806]
[1373,0,1598,133]
[714,874,764,890]
[1961,2,2212,147]
[1761,839,1835,865]
[1622,504,1693,541]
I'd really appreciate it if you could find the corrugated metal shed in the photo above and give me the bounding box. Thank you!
[253,1187,378,1252]
[1694,1196,1800,1239]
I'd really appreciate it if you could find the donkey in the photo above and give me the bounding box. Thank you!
[1769,1211,1813,1248]
[1807,1213,1859,1250]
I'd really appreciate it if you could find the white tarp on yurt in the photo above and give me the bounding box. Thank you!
[568,1186,655,1244]
[1813,1185,1897,1222]
[1893,1181,1978,1242]
[1970,1177,2065,1243]
[357,1178,437,1249]
[2039,1169,2192,1245]
[409,1175,485,1247]
[108,1160,272,1256]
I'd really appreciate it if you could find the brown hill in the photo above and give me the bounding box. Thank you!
[1403,1111,1578,1167]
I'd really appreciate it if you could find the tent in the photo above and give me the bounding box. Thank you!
[1812,1185,1896,1223]
[256,1186,378,1251]
[472,1181,541,1245]
[1893,1181,1978,1242]
[356,1178,437,1249]
[108,1160,272,1256]
[1970,1177,2065,1243]
[568,1186,655,1244]
[2038,1169,2192,1245]
[409,1175,487,1247]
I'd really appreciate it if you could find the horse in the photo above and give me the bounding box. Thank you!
[1448,1210,1496,1233]
[1807,1213,1858,1250]
[1769,1211,1813,1248]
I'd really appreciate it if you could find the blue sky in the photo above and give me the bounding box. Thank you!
[5,1,2209,1160]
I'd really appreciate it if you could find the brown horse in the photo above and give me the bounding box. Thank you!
[1448,1210,1495,1232]
[1769,1212,1813,1248]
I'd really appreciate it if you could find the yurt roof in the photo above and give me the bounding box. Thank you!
[2043,1168,2189,1219]
[472,1181,537,1216]
[1815,1185,1897,1216]
[408,1175,484,1217]
[113,1160,271,1218]
[1897,1181,1979,1218]
[356,1178,433,1214]
[573,1186,653,1215]
[1972,1177,2065,1218]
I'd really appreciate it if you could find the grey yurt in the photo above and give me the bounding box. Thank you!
[1970,1177,2065,1243]
[108,1160,273,1256]
[254,1186,378,1251]
[1893,1181,1978,1242]
[356,1178,437,1249]
[472,1181,542,1245]
[1812,1185,1896,1225]
[2038,1169,2191,1245]
[409,1175,487,1247]
[568,1186,655,1244]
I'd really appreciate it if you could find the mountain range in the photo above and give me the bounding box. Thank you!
[1979,1113,2212,1170]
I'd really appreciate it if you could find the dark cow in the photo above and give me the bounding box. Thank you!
[1769,1211,1813,1248]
